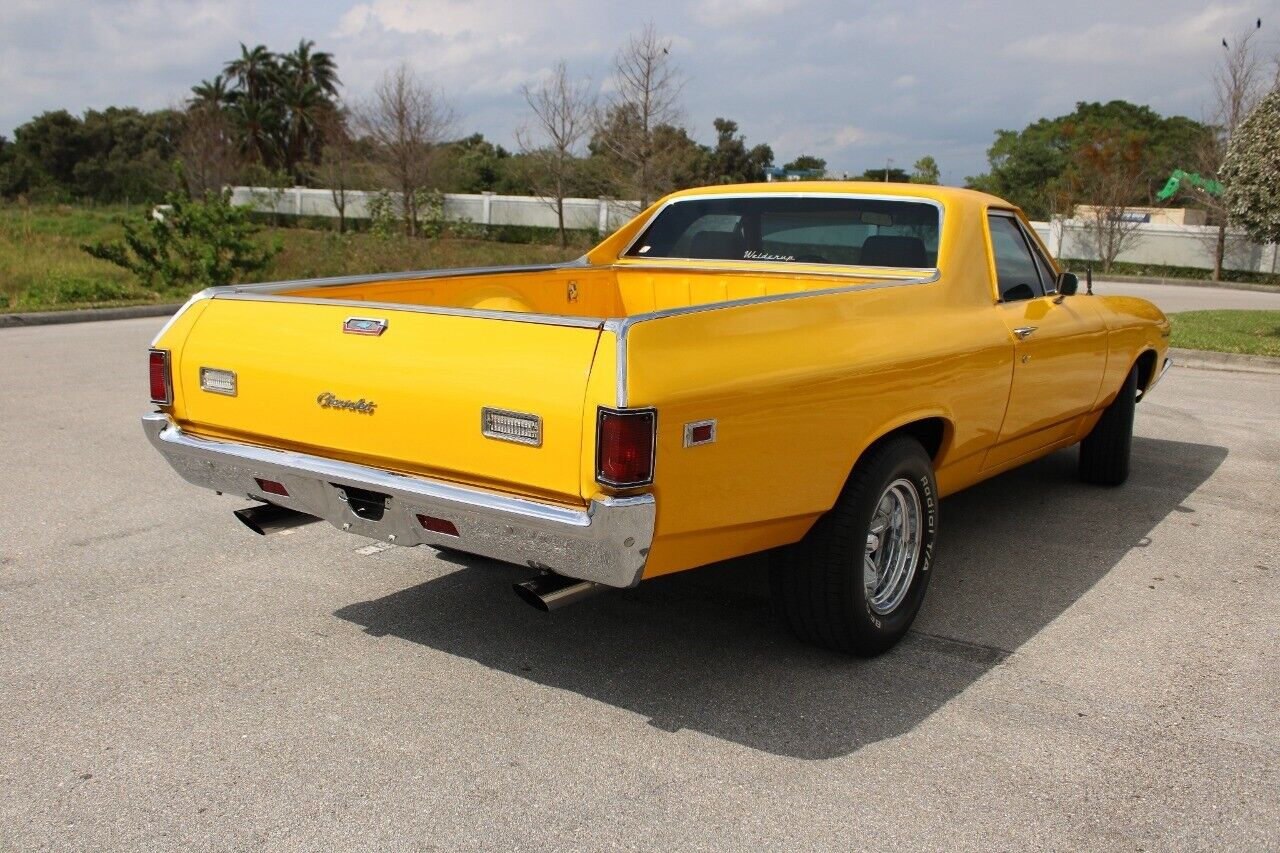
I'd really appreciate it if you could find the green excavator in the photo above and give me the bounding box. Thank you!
[1156,169,1223,201]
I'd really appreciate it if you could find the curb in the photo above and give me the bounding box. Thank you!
[1096,274,1280,293]
[1170,346,1280,375]
[0,303,182,329]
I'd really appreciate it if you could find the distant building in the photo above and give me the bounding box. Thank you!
[1072,205,1207,226]
[764,166,825,182]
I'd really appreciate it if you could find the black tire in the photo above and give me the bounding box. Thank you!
[1079,365,1137,486]
[769,435,938,656]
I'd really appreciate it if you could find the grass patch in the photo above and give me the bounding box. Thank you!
[0,202,587,312]
[1170,310,1280,357]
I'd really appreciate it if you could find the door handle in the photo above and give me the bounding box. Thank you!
[1013,326,1038,340]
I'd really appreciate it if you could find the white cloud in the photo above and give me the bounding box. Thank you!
[0,0,1247,181]
[690,0,802,27]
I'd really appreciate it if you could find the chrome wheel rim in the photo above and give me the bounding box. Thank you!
[863,478,923,616]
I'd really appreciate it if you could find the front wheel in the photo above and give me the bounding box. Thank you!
[1079,365,1137,486]
[770,435,938,656]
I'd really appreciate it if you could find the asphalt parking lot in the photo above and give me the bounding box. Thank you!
[1,314,1277,850]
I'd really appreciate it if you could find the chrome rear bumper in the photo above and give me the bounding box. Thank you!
[141,413,654,588]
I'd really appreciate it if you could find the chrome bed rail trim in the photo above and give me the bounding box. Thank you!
[217,292,607,329]
[141,413,653,588]
[601,267,941,407]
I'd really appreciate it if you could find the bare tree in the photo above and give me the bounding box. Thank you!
[1068,131,1149,273]
[595,22,685,209]
[1191,21,1272,279]
[517,62,595,247]
[354,63,454,236]
[311,108,362,233]
[178,105,242,197]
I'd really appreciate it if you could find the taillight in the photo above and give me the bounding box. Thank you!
[596,407,656,488]
[148,349,172,405]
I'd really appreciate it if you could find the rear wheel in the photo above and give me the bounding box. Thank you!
[1079,366,1137,486]
[770,435,938,656]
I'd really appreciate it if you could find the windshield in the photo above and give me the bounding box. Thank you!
[624,195,941,268]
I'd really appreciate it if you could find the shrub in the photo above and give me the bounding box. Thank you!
[1222,89,1280,246]
[82,189,277,293]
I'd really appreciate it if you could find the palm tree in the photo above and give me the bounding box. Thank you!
[282,39,340,99]
[190,74,231,110]
[281,79,327,172]
[224,43,278,102]
[230,97,282,165]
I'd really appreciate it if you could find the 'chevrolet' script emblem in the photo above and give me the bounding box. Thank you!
[343,317,388,336]
[317,392,377,415]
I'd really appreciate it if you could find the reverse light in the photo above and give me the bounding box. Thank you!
[481,407,542,446]
[596,407,656,488]
[200,367,237,396]
[148,349,172,405]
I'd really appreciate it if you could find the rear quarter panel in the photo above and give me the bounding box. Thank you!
[623,278,1013,577]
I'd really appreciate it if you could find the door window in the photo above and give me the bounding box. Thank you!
[988,214,1045,302]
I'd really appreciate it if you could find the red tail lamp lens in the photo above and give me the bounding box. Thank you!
[148,349,172,404]
[596,408,656,487]
[254,478,289,497]
[417,514,459,537]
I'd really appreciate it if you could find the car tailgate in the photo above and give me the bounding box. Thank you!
[172,297,603,503]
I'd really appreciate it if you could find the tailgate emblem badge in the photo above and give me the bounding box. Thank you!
[343,317,387,336]
[317,392,377,415]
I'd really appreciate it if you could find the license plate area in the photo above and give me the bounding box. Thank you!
[333,484,390,521]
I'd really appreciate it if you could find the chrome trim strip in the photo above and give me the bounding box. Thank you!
[227,261,578,295]
[149,288,216,348]
[601,269,939,407]
[141,413,654,588]
[217,292,606,330]
[619,190,946,267]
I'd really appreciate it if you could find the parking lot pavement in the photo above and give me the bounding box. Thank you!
[1,317,1277,850]
[1096,278,1280,313]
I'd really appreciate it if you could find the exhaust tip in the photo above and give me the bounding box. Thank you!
[512,573,605,611]
[234,503,320,536]
[512,579,554,612]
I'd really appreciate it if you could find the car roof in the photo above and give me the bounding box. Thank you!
[662,181,1012,211]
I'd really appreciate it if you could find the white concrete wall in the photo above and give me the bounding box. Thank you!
[1029,218,1280,274]
[228,187,1279,274]
[229,186,637,234]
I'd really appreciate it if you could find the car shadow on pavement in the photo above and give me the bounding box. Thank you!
[334,436,1226,760]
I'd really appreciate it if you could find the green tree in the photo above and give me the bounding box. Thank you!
[3,108,181,202]
[783,154,826,173]
[82,189,276,293]
[910,155,940,184]
[850,166,909,182]
[965,100,1212,217]
[1222,88,1280,245]
[708,118,773,183]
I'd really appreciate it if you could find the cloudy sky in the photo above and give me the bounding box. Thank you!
[2,0,1274,181]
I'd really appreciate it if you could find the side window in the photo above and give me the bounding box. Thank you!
[987,214,1045,301]
[1019,221,1058,294]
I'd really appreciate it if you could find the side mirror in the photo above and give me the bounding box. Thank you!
[1056,272,1079,296]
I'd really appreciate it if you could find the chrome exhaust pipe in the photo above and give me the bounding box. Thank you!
[234,503,321,536]
[513,572,605,611]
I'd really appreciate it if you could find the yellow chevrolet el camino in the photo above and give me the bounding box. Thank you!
[144,182,1171,655]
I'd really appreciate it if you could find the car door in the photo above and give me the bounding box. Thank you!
[984,211,1108,469]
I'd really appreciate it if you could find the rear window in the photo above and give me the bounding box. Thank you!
[625,196,940,268]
